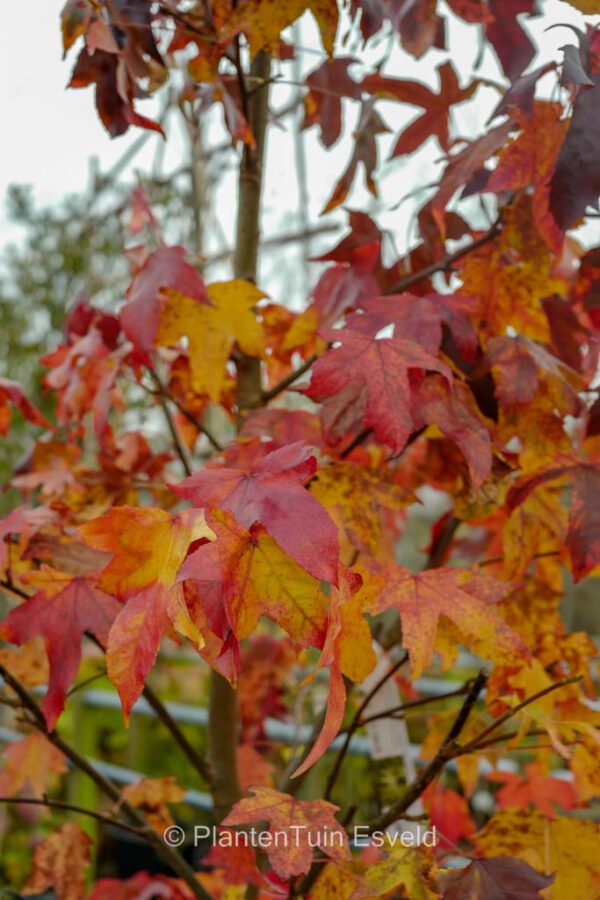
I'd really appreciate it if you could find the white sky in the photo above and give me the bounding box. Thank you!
[1,0,594,275]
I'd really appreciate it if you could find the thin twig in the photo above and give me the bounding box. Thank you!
[142,684,216,790]
[262,352,319,403]
[0,664,211,900]
[460,675,584,754]
[148,367,224,453]
[340,428,373,459]
[355,683,471,729]
[324,653,409,801]
[0,796,144,838]
[384,220,501,295]
[365,670,488,834]
[425,515,460,569]
[149,370,194,476]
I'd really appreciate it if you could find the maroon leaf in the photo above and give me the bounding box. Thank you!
[549,73,600,230]
[439,856,554,899]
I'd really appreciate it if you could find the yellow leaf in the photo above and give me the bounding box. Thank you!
[477,808,600,900]
[224,0,338,57]
[561,0,600,11]
[311,462,412,557]
[156,280,265,402]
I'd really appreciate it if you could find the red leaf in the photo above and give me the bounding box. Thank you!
[306,326,451,453]
[486,0,536,82]
[322,99,389,213]
[0,573,120,729]
[222,787,350,879]
[0,378,51,436]
[120,245,209,359]
[171,441,339,583]
[303,58,362,147]
[487,762,578,817]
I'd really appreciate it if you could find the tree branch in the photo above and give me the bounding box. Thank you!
[324,653,408,802]
[208,51,272,827]
[0,664,211,900]
[365,670,488,834]
[0,795,144,838]
[460,674,583,754]
[384,220,501,295]
[261,352,319,403]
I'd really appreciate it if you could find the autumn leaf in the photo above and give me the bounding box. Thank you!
[120,244,209,359]
[122,776,186,832]
[25,822,93,900]
[487,762,578,818]
[458,195,567,344]
[222,787,350,879]
[486,103,569,251]
[156,280,265,402]
[0,571,120,728]
[562,0,600,9]
[354,844,438,900]
[410,375,493,489]
[79,507,211,716]
[306,327,451,454]
[507,462,600,581]
[69,47,164,138]
[0,732,67,798]
[366,62,477,157]
[438,856,555,900]
[310,461,412,555]
[322,99,389,213]
[90,873,196,900]
[549,73,600,230]
[292,566,376,776]
[303,58,361,148]
[178,508,328,651]
[422,782,476,846]
[486,0,536,82]
[171,440,339,583]
[222,0,339,56]
[0,377,51,436]
[477,808,600,899]
[356,561,527,678]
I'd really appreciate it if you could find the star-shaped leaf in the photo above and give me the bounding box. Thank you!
[222,787,350,879]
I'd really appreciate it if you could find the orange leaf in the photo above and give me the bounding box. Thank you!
[25,822,93,900]
[357,561,527,678]
[222,787,350,879]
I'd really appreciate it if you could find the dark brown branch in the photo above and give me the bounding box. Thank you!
[355,683,472,729]
[366,670,488,834]
[148,370,194,476]
[340,428,373,459]
[262,353,319,402]
[460,675,583,754]
[142,684,216,790]
[0,664,211,900]
[384,221,501,295]
[324,653,408,802]
[0,796,144,838]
